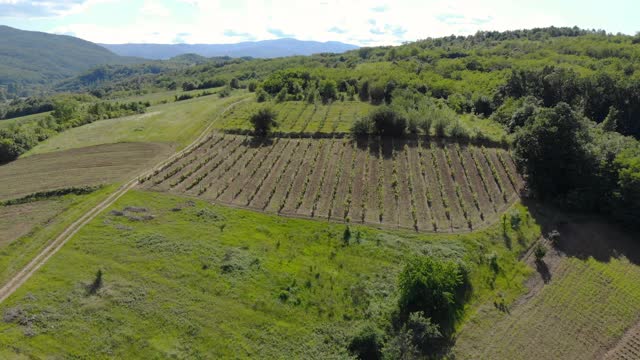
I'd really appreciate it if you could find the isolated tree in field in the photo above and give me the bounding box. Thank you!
[249,107,278,136]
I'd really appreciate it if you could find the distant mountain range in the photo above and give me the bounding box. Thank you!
[0,25,141,89]
[99,39,359,60]
[0,25,357,95]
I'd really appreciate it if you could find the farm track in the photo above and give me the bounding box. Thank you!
[0,97,252,303]
[145,135,523,233]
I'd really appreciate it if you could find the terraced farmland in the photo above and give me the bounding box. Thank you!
[142,134,522,232]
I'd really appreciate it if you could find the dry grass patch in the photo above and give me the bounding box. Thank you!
[0,142,172,201]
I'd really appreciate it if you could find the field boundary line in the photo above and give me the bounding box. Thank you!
[0,96,250,304]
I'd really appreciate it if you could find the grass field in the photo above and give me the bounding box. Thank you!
[142,134,522,232]
[216,100,374,134]
[0,190,538,358]
[107,87,226,106]
[215,100,509,142]
[0,112,50,129]
[452,220,640,359]
[0,186,117,287]
[0,142,171,201]
[24,92,248,156]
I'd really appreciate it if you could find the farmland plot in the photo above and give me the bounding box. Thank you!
[216,101,374,134]
[143,135,522,232]
[453,220,640,359]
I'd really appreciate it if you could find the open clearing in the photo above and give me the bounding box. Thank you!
[0,142,171,201]
[0,189,537,358]
[452,220,640,359]
[143,134,522,232]
[24,93,247,156]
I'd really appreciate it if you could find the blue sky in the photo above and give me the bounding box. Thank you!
[0,0,638,45]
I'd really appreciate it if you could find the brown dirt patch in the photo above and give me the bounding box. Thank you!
[0,142,172,201]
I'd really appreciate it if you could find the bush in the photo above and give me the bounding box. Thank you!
[368,107,406,137]
[350,117,373,137]
[249,107,278,136]
[218,86,232,98]
[534,243,547,261]
[255,89,268,102]
[433,117,448,137]
[398,257,468,334]
[348,324,384,360]
[406,311,442,352]
[419,118,432,136]
[447,120,469,139]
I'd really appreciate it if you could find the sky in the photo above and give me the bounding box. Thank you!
[0,0,638,46]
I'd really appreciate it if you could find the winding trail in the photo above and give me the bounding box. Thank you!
[0,96,249,303]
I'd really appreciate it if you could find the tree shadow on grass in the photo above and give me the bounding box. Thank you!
[535,259,552,283]
[522,198,640,266]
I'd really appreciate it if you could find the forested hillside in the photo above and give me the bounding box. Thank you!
[0,26,142,97]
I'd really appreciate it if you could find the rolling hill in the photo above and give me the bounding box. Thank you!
[0,26,141,92]
[100,38,359,59]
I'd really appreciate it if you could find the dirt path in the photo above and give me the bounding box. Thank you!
[0,97,250,304]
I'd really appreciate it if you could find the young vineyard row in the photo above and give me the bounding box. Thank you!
[142,134,522,232]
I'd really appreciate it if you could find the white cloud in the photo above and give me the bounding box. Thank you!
[0,0,115,18]
[38,0,573,45]
[141,0,171,18]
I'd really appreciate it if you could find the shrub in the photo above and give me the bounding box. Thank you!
[368,107,406,137]
[406,311,442,352]
[247,81,257,92]
[255,89,268,102]
[398,257,468,334]
[433,117,448,137]
[534,243,547,261]
[447,120,469,139]
[348,324,384,360]
[249,107,278,136]
[275,88,287,103]
[350,117,373,137]
[86,269,103,295]
[343,226,352,245]
[218,86,232,98]
[509,211,522,229]
[419,118,432,136]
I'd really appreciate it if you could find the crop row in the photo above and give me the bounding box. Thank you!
[145,135,522,232]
